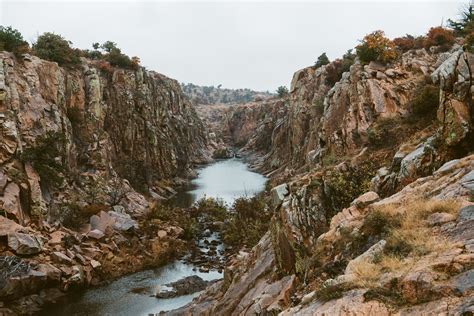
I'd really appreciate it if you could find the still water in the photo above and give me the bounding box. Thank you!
[40,158,266,316]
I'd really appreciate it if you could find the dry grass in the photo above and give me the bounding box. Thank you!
[349,198,461,287]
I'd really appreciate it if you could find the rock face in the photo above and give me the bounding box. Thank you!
[0,51,209,313]
[0,51,209,217]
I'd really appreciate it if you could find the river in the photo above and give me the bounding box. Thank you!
[40,158,267,316]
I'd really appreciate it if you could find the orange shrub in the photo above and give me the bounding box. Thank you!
[424,27,455,52]
[356,30,397,64]
[393,35,425,52]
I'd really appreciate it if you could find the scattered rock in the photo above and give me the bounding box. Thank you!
[156,275,211,298]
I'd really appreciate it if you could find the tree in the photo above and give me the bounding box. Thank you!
[447,3,474,35]
[92,42,100,50]
[100,41,118,53]
[0,26,29,57]
[277,86,289,98]
[315,52,330,68]
[356,30,397,65]
[33,32,81,66]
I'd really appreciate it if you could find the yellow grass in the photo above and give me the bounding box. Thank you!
[350,198,461,287]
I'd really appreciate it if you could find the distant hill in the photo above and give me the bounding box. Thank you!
[181,83,274,105]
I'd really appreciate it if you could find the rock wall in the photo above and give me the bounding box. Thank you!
[0,51,209,220]
[171,47,473,315]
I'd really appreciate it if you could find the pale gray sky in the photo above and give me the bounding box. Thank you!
[0,0,466,91]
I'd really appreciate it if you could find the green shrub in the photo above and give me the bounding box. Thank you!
[367,117,399,148]
[222,195,269,248]
[49,201,103,230]
[410,84,439,118]
[33,32,81,66]
[356,30,397,65]
[315,52,330,68]
[325,50,356,86]
[324,161,377,212]
[314,282,355,302]
[360,210,402,237]
[21,131,66,189]
[276,86,289,98]
[148,203,198,240]
[195,197,227,222]
[0,26,29,57]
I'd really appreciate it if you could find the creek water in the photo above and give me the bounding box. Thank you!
[40,158,267,316]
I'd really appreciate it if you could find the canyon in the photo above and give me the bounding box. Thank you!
[0,29,473,316]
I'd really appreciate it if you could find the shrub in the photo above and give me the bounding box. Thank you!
[324,161,377,212]
[148,203,198,240]
[315,52,330,68]
[424,27,455,52]
[384,232,413,258]
[356,30,397,64]
[393,34,425,52]
[367,117,399,148]
[0,26,30,57]
[33,32,81,66]
[21,131,66,189]
[465,32,474,53]
[410,83,439,118]
[194,197,227,222]
[222,195,269,248]
[276,86,289,98]
[48,201,104,230]
[314,282,355,302]
[360,209,401,237]
[325,49,356,86]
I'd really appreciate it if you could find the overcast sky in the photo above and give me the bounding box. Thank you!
[0,0,466,91]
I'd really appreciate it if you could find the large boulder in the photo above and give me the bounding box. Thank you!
[271,183,289,207]
[7,233,42,255]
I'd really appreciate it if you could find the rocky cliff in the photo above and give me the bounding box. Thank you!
[0,51,210,313]
[171,46,473,315]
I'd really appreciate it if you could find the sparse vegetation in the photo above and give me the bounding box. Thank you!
[347,199,460,291]
[356,30,397,65]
